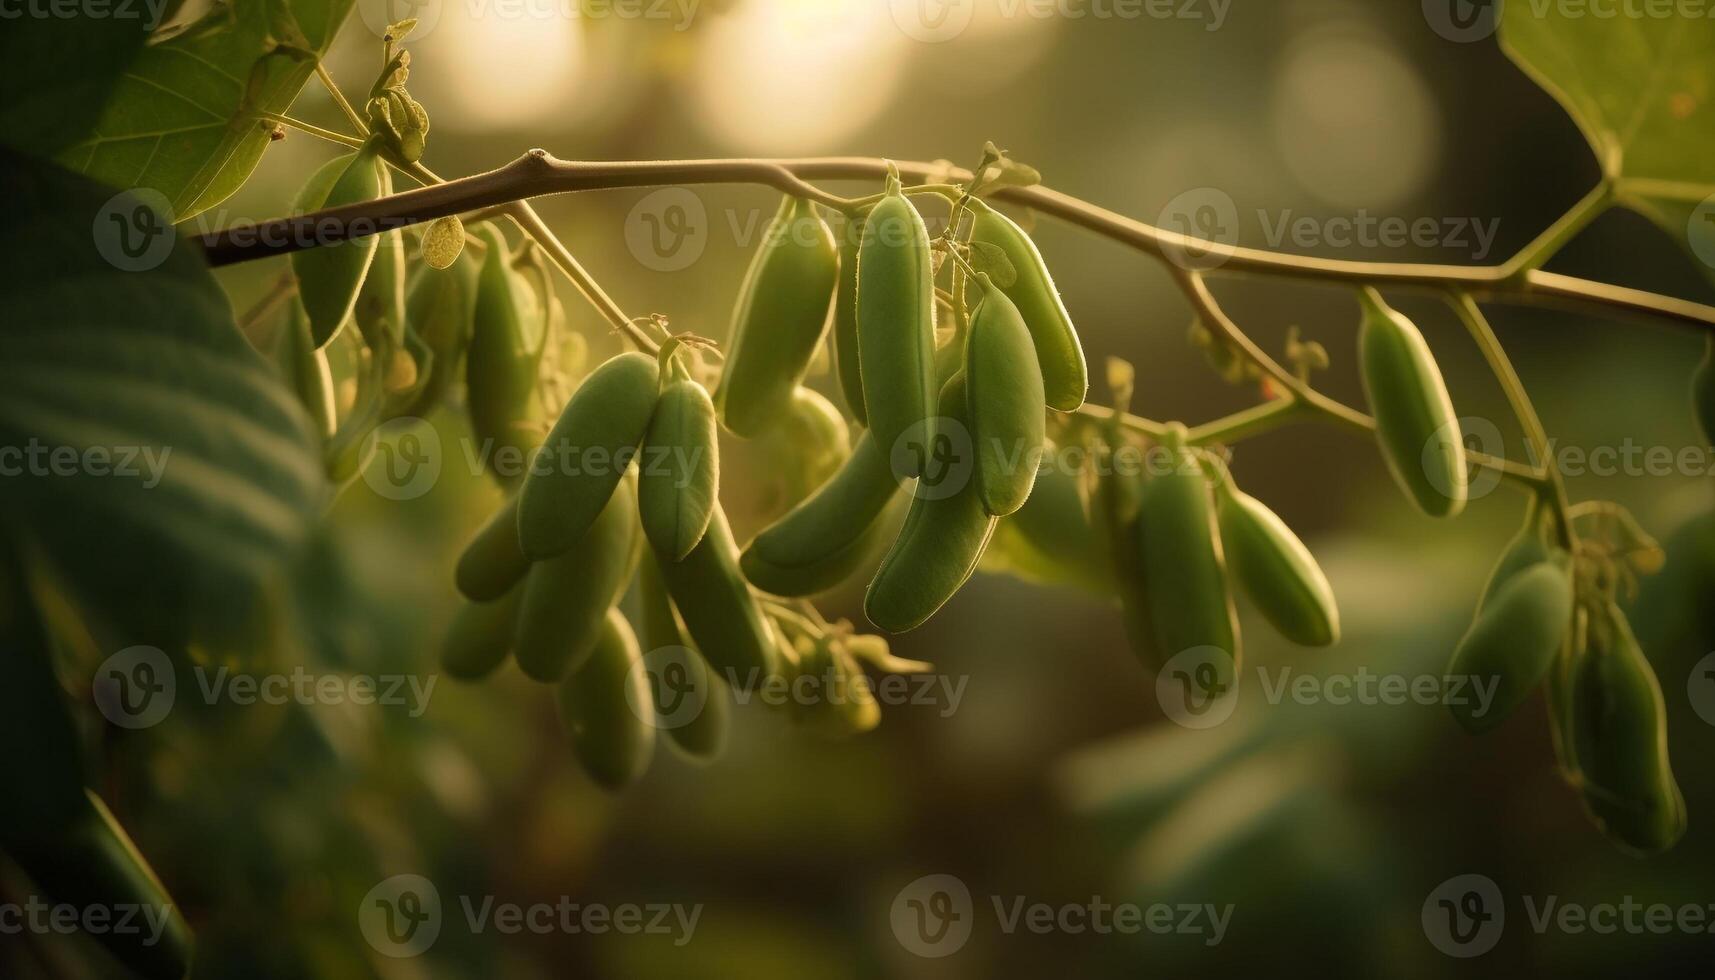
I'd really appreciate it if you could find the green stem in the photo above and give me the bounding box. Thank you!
[315,63,370,137]
[1499,180,1613,280]
[1186,398,1305,446]
[259,113,366,149]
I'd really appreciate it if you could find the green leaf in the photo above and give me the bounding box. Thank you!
[1501,8,1715,279]
[967,240,1018,288]
[0,148,328,653]
[59,0,355,220]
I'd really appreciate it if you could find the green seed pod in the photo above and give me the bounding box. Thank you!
[865,375,999,633]
[639,378,719,561]
[655,506,782,689]
[1215,484,1339,647]
[832,210,868,425]
[1139,450,1239,666]
[1445,558,1573,733]
[1357,288,1466,518]
[1477,498,1553,613]
[857,176,936,476]
[290,147,383,348]
[742,430,899,597]
[639,553,729,762]
[1692,335,1715,445]
[758,386,852,512]
[354,162,407,348]
[716,195,839,437]
[982,449,1112,595]
[467,225,546,474]
[1090,444,1159,667]
[454,496,530,602]
[967,199,1088,411]
[441,586,524,681]
[965,274,1046,516]
[790,637,880,738]
[556,608,656,790]
[1570,601,1687,855]
[517,352,660,560]
[394,248,481,419]
[514,470,641,682]
[271,299,337,440]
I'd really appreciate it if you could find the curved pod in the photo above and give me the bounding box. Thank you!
[742,430,900,597]
[1139,451,1239,666]
[968,199,1088,411]
[1357,288,1466,518]
[856,178,936,477]
[1445,558,1572,733]
[467,225,546,471]
[965,276,1047,516]
[514,471,641,682]
[556,608,656,790]
[639,378,720,560]
[290,147,383,348]
[1216,485,1339,647]
[655,506,781,688]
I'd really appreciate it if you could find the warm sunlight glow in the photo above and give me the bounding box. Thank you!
[420,2,587,129]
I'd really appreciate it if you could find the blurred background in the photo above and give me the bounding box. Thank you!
[29,0,1715,975]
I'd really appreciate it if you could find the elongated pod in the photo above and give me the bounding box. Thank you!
[514,470,641,682]
[290,147,383,348]
[455,495,530,602]
[394,249,481,419]
[1445,558,1572,733]
[741,430,900,597]
[639,378,720,561]
[1570,602,1686,855]
[1216,484,1339,647]
[467,225,546,470]
[639,553,729,762]
[655,506,781,688]
[983,449,1112,595]
[717,195,839,437]
[967,199,1088,411]
[517,352,659,559]
[965,275,1047,516]
[1357,288,1466,517]
[857,175,936,477]
[442,586,524,681]
[1139,450,1239,667]
[556,608,656,790]
[865,375,999,633]
[832,210,868,424]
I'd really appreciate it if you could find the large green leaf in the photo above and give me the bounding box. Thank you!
[1500,8,1715,277]
[61,0,355,220]
[0,147,328,652]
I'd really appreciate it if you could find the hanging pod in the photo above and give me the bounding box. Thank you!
[832,209,868,424]
[467,225,547,474]
[514,469,642,682]
[516,352,659,560]
[1139,448,1240,667]
[1570,601,1687,855]
[741,429,901,597]
[393,248,481,419]
[983,449,1112,595]
[1444,556,1573,734]
[556,608,656,790]
[270,299,337,440]
[1356,288,1466,517]
[290,146,384,348]
[639,553,729,762]
[1215,483,1340,647]
[354,161,408,348]
[856,173,937,477]
[716,195,839,437]
[967,199,1088,411]
[441,586,524,681]
[758,386,852,513]
[1091,441,1159,667]
[965,274,1047,517]
[454,495,531,602]
[655,506,782,690]
[1476,497,1553,613]
[865,375,999,633]
[639,377,720,561]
